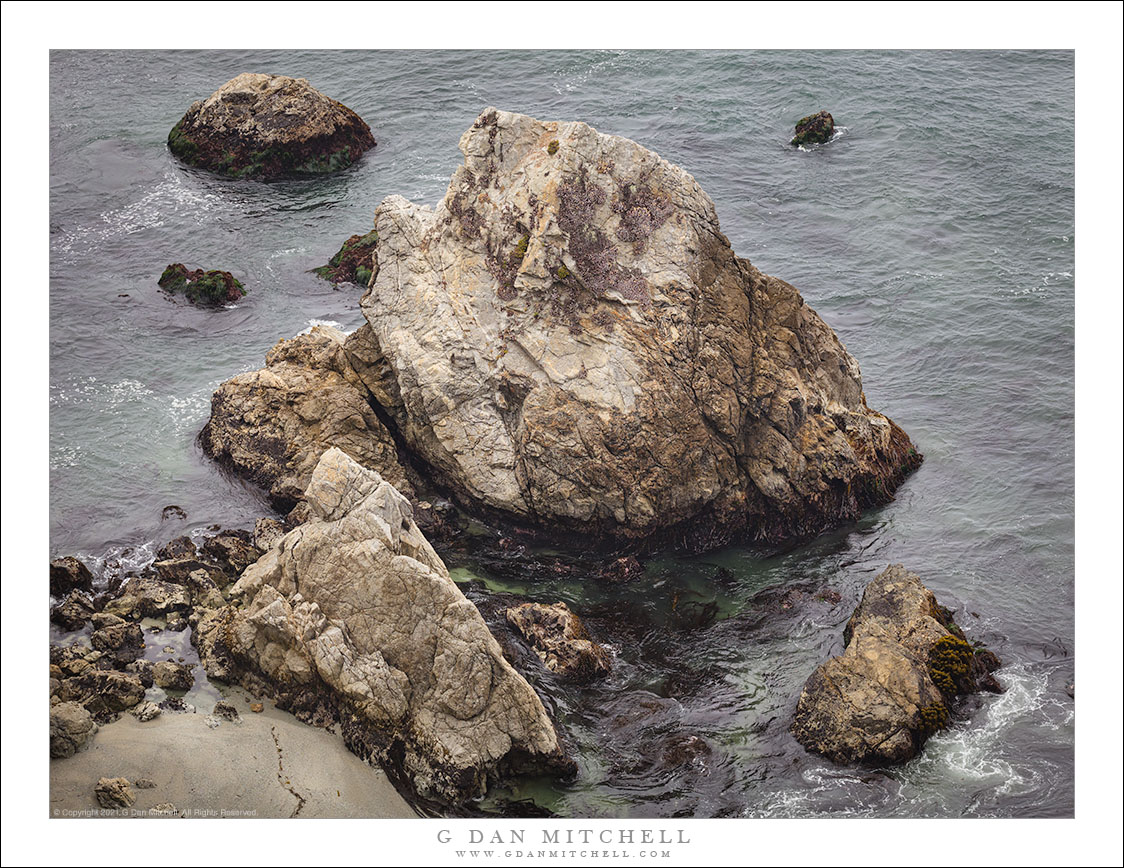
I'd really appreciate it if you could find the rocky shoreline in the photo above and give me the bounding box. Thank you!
[49,103,1000,818]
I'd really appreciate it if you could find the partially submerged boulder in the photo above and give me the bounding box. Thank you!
[791,111,835,146]
[168,73,375,180]
[158,264,246,306]
[200,326,409,511]
[790,564,1002,765]
[505,602,612,681]
[353,108,918,550]
[313,229,378,286]
[194,448,571,803]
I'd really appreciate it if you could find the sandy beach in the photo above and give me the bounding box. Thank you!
[49,690,416,819]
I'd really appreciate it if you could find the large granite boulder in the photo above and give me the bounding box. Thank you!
[351,108,919,550]
[193,448,570,803]
[200,326,409,511]
[168,73,375,179]
[790,564,1002,765]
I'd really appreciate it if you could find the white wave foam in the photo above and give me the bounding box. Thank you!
[52,171,229,260]
[902,662,1066,808]
[297,319,344,335]
[50,377,155,407]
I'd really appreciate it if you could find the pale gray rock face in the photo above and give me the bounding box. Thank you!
[360,108,920,549]
[195,448,568,803]
[790,564,998,765]
[201,327,409,511]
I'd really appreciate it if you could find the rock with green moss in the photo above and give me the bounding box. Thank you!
[791,110,835,146]
[167,73,375,180]
[313,230,378,286]
[791,564,1001,765]
[158,264,246,306]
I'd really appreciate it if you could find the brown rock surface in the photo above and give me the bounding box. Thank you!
[200,326,409,511]
[791,564,1002,765]
[168,73,375,180]
[506,602,612,681]
[357,108,920,551]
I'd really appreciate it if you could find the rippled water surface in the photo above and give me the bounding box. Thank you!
[49,49,1074,818]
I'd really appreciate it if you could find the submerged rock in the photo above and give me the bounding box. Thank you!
[168,73,375,180]
[200,326,409,512]
[193,448,571,803]
[313,229,378,286]
[505,602,612,681]
[790,564,1002,765]
[352,108,918,551]
[791,111,835,146]
[158,264,246,306]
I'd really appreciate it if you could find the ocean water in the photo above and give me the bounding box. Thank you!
[48,49,1074,818]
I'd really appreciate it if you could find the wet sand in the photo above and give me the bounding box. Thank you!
[49,691,416,819]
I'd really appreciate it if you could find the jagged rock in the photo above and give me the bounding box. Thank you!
[90,618,145,665]
[313,229,378,285]
[194,447,571,803]
[505,602,612,681]
[168,73,375,180]
[50,556,94,598]
[94,777,135,809]
[791,111,836,146]
[791,564,1002,765]
[50,645,93,678]
[202,529,259,575]
[185,569,226,610]
[253,518,286,552]
[50,591,96,631]
[212,700,241,722]
[49,702,97,758]
[152,661,195,691]
[102,575,191,621]
[134,778,157,789]
[152,556,213,584]
[351,108,919,552]
[156,536,197,561]
[130,701,162,722]
[125,660,155,689]
[58,670,146,721]
[158,263,246,306]
[200,326,409,512]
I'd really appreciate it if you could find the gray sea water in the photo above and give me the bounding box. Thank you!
[48,49,1074,818]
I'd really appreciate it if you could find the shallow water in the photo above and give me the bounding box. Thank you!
[49,49,1074,818]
